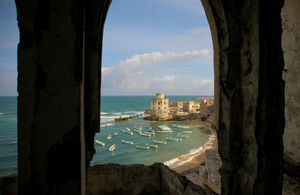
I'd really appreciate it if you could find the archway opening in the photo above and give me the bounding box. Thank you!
[91,0,219,191]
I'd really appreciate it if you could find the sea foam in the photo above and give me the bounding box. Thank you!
[164,146,204,168]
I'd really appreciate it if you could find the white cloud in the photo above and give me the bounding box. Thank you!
[101,50,214,95]
[154,76,178,82]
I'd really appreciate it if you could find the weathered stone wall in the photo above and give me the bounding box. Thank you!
[16,0,85,194]
[87,163,206,195]
[202,0,285,194]
[281,0,300,177]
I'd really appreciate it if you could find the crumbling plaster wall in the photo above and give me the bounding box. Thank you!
[282,0,300,176]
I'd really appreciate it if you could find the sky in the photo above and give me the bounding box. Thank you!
[0,0,213,96]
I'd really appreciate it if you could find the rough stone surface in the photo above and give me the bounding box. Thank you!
[0,174,17,195]
[205,150,221,192]
[282,174,300,195]
[203,0,285,194]
[86,163,206,195]
[281,0,300,176]
[16,0,84,194]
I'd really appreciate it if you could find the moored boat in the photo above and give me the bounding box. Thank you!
[136,145,150,150]
[157,125,171,131]
[156,130,173,134]
[126,131,134,135]
[107,135,112,140]
[140,132,151,137]
[134,128,142,133]
[109,144,116,151]
[121,140,133,145]
[146,144,158,148]
[126,127,131,131]
[95,140,105,146]
[113,132,118,136]
[153,140,167,144]
[144,131,155,135]
[166,137,182,142]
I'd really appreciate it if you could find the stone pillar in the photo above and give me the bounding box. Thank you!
[281,0,300,178]
[16,0,84,194]
[202,0,285,194]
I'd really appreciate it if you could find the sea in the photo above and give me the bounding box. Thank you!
[0,96,212,177]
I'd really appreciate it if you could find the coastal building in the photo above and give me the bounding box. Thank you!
[150,93,213,120]
[150,93,170,120]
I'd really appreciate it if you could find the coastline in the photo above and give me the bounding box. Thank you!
[163,119,218,173]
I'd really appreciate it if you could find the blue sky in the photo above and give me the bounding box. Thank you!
[0,0,213,96]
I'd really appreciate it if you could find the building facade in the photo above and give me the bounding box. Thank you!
[150,93,170,120]
[150,93,213,120]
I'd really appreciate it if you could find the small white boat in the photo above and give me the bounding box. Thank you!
[157,125,171,131]
[10,141,17,144]
[126,127,131,131]
[95,140,105,146]
[126,131,134,135]
[144,131,155,135]
[109,144,116,151]
[146,144,158,148]
[136,145,149,150]
[153,140,167,144]
[113,132,118,136]
[140,132,151,137]
[166,137,182,142]
[134,128,142,133]
[122,140,133,145]
[107,135,112,140]
[156,130,173,134]
[121,129,126,133]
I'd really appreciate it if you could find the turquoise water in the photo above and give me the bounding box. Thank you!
[0,96,212,176]
[0,97,17,176]
[92,96,212,165]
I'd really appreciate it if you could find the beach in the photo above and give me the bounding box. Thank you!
[164,119,218,186]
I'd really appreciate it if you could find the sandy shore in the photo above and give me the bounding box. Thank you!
[164,119,218,174]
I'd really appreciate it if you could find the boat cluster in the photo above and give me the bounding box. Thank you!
[95,125,193,152]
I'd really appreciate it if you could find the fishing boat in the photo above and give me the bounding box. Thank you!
[126,127,131,131]
[126,131,134,135]
[156,130,173,134]
[121,140,133,145]
[95,140,105,146]
[146,144,158,148]
[153,140,167,144]
[107,135,112,140]
[157,125,171,131]
[113,132,118,136]
[140,132,151,137]
[134,128,142,133]
[144,131,155,135]
[109,144,116,151]
[166,137,182,142]
[136,145,150,150]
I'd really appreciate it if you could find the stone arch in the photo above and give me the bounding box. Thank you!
[14,0,289,194]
